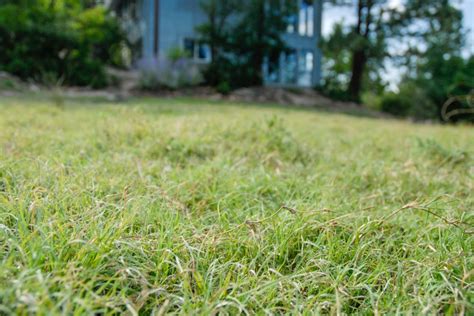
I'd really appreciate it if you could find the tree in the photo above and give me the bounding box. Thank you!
[320,23,353,100]
[393,0,471,121]
[197,0,294,88]
[401,0,466,102]
[322,0,399,101]
[348,0,373,101]
[195,0,238,86]
[323,0,470,109]
[230,0,292,85]
[0,0,126,87]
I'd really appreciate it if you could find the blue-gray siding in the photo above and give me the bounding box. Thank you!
[117,0,323,87]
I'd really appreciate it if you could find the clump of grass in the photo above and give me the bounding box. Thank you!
[0,96,473,314]
[415,137,470,166]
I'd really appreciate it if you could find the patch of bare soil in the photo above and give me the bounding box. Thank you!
[0,69,386,117]
[104,68,378,115]
[146,86,387,117]
[227,86,358,109]
[0,72,38,97]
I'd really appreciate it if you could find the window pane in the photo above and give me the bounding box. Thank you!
[183,38,195,58]
[299,0,314,36]
[298,50,313,86]
[298,7,306,35]
[198,43,211,61]
[306,51,314,71]
[283,50,297,84]
[266,53,280,83]
[287,14,297,33]
[307,5,314,36]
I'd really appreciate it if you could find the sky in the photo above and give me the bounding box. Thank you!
[462,0,474,51]
[323,0,474,54]
[321,0,474,88]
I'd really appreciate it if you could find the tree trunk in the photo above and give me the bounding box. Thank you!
[253,0,266,85]
[348,0,373,102]
[349,50,367,101]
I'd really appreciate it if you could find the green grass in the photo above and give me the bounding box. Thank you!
[0,96,473,314]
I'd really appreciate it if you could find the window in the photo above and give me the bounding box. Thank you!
[299,0,314,37]
[282,50,298,84]
[197,43,211,61]
[298,50,314,86]
[306,2,314,36]
[183,38,211,62]
[286,0,314,36]
[265,50,314,86]
[286,14,298,34]
[265,53,281,84]
[183,38,195,58]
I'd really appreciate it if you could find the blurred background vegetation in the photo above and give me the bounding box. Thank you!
[0,0,127,88]
[196,0,473,121]
[0,0,472,122]
[319,0,473,122]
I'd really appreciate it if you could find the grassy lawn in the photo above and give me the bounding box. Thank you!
[0,96,473,314]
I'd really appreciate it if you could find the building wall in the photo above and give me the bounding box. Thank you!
[158,0,207,56]
[141,0,154,58]
[134,0,322,87]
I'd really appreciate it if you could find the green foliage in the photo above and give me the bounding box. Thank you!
[380,93,407,117]
[197,0,293,89]
[322,0,471,120]
[167,47,192,61]
[74,6,126,68]
[354,52,473,122]
[415,138,471,166]
[0,0,126,88]
[0,95,473,314]
[320,2,392,101]
[319,23,353,100]
[216,81,231,95]
[412,55,473,122]
[195,0,237,87]
[361,92,382,111]
[390,0,470,121]
[381,82,437,119]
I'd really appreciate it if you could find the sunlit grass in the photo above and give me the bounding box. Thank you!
[0,96,473,314]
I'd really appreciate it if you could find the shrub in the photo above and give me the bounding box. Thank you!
[167,47,192,61]
[74,6,127,69]
[403,84,437,120]
[380,93,409,117]
[380,82,437,120]
[216,81,231,95]
[0,2,126,88]
[361,92,382,111]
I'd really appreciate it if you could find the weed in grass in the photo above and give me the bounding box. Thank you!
[415,137,471,167]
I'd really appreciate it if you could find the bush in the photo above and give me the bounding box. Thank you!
[403,84,437,120]
[137,55,204,91]
[380,82,437,120]
[216,81,231,95]
[361,92,382,111]
[380,93,409,117]
[74,7,127,69]
[0,2,126,88]
[167,47,192,61]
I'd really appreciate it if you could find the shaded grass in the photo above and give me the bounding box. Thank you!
[0,96,473,314]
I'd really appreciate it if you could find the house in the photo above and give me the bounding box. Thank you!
[109,0,323,87]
